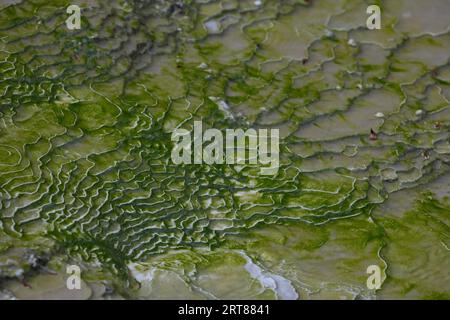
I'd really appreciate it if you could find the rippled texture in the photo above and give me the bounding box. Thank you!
[0,0,449,299]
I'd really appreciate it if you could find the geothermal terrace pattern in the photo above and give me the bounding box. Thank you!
[0,0,449,299]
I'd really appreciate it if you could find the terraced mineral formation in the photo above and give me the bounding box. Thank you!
[0,0,449,299]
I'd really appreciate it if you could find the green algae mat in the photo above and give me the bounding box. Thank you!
[0,0,449,300]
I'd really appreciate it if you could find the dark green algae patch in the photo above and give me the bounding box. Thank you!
[0,0,449,299]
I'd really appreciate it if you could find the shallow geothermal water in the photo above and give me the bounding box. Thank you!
[0,0,449,300]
